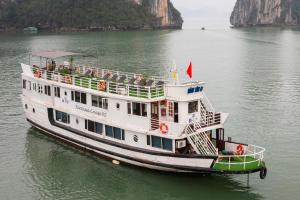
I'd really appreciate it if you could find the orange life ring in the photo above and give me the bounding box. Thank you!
[34,69,41,78]
[236,144,244,155]
[99,80,106,91]
[159,123,168,134]
[64,75,72,84]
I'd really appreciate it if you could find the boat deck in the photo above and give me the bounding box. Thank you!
[213,156,265,172]
[33,65,166,99]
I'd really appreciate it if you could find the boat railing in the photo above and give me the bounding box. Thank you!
[215,144,265,170]
[33,66,165,99]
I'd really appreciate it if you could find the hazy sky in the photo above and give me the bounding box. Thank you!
[172,0,237,29]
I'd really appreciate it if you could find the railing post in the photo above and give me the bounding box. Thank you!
[229,157,231,170]
[148,87,151,99]
[244,156,246,170]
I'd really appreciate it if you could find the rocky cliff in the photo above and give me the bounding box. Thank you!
[0,0,183,31]
[133,0,183,29]
[230,0,300,27]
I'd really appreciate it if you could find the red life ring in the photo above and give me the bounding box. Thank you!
[159,123,168,134]
[64,75,72,84]
[236,144,244,155]
[99,80,106,91]
[34,69,41,78]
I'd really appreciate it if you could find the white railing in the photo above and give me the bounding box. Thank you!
[32,66,165,99]
[201,92,215,113]
[214,144,265,170]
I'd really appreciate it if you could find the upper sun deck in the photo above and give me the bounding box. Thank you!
[22,51,206,101]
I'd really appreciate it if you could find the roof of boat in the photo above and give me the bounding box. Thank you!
[31,51,81,59]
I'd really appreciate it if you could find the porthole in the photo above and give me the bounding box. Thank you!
[25,104,28,109]
[116,103,120,109]
[133,135,138,142]
[65,91,67,96]
[76,118,79,124]
[32,108,35,113]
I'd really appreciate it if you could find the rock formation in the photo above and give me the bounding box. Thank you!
[132,0,183,29]
[230,0,300,27]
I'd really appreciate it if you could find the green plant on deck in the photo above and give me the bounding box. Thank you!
[59,68,71,75]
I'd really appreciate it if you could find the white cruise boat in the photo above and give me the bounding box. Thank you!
[21,51,267,179]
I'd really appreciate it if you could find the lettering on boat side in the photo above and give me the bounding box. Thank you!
[187,86,203,94]
[75,105,107,117]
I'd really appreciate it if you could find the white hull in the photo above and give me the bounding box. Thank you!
[22,95,216,173]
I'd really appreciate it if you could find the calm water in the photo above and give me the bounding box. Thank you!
[0,28,300,200]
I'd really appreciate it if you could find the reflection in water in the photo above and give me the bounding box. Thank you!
[24,128,262,200]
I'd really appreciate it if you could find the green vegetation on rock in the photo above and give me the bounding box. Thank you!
[0,0,182,31]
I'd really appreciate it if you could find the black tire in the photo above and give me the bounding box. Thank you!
[260,167,267,179]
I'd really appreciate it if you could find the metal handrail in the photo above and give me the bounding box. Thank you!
[215,144,265,170]
[32,66,165,99]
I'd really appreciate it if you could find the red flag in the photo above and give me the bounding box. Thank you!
[186,62,192,79]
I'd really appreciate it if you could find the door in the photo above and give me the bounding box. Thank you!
[216,128,225,151]
[151,102,159,130]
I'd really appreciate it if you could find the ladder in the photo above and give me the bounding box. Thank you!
[185,122,218,156]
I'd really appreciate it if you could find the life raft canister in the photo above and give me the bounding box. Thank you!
[236,144,244,155]
[99,80,106,91]
[34,69,41,78]
[159,123,168,134]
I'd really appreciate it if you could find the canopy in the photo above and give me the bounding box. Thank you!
[31,51,81,59]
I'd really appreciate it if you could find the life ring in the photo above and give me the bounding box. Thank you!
[64,75,72,84]
[99,80,106,91]
[260,167,267,179]
[159,123,168,134]
[236,144,244,155]
[34,69,41,78]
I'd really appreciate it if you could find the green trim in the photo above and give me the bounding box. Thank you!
[213,156,265,172]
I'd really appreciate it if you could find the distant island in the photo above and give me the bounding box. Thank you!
[230,0,300,27]
[0,0,183,32]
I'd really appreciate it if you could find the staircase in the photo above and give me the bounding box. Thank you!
[199,92,221,128]
[185,121,218,156]
[151,117,159,130]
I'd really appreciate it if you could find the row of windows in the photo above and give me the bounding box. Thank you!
[71,91,87,104]
[85,120,103,134]
[147,135,173,151]
[92,95,108,109]
[127,102,147,117]
[55,110,70,124]
[44,85,51,96]
[85,119,125,140]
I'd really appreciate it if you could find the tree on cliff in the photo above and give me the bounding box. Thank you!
[0,0,182,30]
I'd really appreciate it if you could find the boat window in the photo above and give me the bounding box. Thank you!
[33,83,37,91]
[129,102,147,117]
[23,79,26,89]
[85,119,103,134]
[54,87,60,98]
[55,110,70,124]
[142,104,147,117]
[151,136,162,148]
[28,81,31,90]
[95,123,103,134]
[72,91,87,104]
[38,84,43,94]
[91,95,108,110]
[127,102,132,114]
[81,92,86,104]
[44,85,51,96]
[188,101,198,113]
[147,135,173,151]
[113,127,122,140]
[105,125,114,137]
[105,125,125,140]
[88,120,95,132]
[162,138,173,151]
